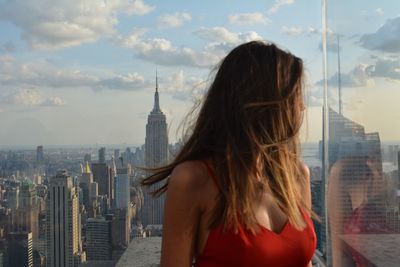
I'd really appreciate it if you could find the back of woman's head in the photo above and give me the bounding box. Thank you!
[194,41,304,159]
[142,40,308,231]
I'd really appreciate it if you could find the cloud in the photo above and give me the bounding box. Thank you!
[117,27,263,68]
[268,0,294,15]
[0,55,149,91]
[367,58,400,80]
[194,27,241,43]
[374,8,384,16]
[281,26,303,36]
[228,12,269,25]
[316,57,400,88]
[1,40,16,53]
[1,89,66,107]
[98,72,149,91]
[359,16,400,53]
[0,56,97,88]
[306,95,323,107]
[118,0,155,16]
[193,27,263,44]
[118,34,219,67]
[162,71,206,101]
[307,27,321,36]
[156,12,191,29]
[41,96,66,106]
[318,33,340,52]
[317,64,374,88]
[0,0,154,50]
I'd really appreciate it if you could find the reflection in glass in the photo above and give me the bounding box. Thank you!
[322,1,400,266]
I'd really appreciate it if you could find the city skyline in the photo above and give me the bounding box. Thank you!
[1,1,399,146]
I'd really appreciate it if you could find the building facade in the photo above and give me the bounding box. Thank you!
[115,166,131,209]
[46,170,83,267]
[142,74,168,226]
[7,231,33,267]
[85,216,112,261]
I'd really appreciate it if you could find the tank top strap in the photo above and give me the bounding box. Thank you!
[201,160,220,190]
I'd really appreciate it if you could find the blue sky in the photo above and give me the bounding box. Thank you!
[0,0,399,146]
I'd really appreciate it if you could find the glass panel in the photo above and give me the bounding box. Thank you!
[324,1,400,266]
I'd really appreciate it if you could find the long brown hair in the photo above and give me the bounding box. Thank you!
[142,41,310,231]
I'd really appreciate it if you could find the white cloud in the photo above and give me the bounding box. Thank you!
[194,27,241,44]
[162,70,206,101]
[317,64,374,88]
[281,26,303,36]
[367,57,400,80]
[307,27,320,35]
[268,0,294,15]
[0,0,154,50]
[374,8,384,16]
[360,16,400,53]
[118,27,263,68]
[306,95,323,107]
[156,12,192,29]
[228,12,269,25]
[2,89,66,107]
[13,90,42,106]
[0,56,149,91]
[99,72,149,90]
[193,27,263,44]
[317,56,400,88]
[41,96,66,106]
[0,56,98,88]
[118,33,216,67]
[118,0,155,16]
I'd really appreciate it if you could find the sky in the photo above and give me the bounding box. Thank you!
[0,0,399,147]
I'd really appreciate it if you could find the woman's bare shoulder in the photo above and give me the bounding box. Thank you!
[169,160,212,193]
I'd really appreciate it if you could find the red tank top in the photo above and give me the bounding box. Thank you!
[194,161,316,267]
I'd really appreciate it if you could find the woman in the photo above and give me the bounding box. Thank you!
[328,156,389,267]
[142,41,316,267]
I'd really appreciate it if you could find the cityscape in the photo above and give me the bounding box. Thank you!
[1,0,400,266]
[0,80,179,266]
[1,77,400,266]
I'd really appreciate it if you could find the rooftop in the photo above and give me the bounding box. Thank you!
[340,234,400,267]
[116,237,161,267]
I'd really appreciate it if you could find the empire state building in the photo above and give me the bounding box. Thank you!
[145,72,168,168]
[143,72,168,226]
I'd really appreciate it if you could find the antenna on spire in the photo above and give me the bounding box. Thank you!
[156,67,158,93]
[337,35,343,115]
[152,68,161,112]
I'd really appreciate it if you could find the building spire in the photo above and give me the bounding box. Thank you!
[153,68,161,112]
[156,68,158,93]
[337,35,343,115]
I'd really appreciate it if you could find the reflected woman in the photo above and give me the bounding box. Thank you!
[328,156,388,267]
[142,41,317,267]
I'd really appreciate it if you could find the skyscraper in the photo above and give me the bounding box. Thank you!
[115,166,131,209]
[85,216,112,261]
[91,163,113,201]
[98,147,106,163]
[16,180,39,243]
[7,231,33,267]
[79,162,93,209]
[145,73,168,169]
[142,72,168,226]
[46,170,83,267]
[36,146,44,163]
